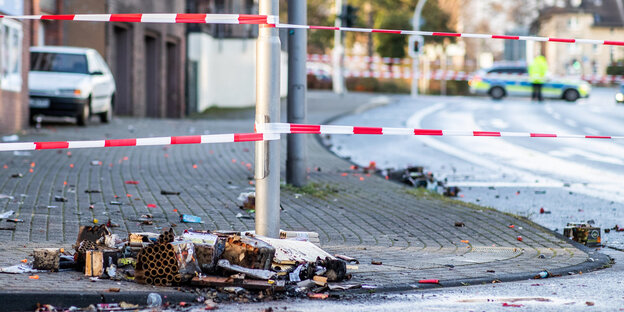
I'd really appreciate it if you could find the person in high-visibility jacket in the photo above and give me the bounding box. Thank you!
[528,55,548,102]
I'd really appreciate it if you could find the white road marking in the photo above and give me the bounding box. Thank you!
[583,127,600,135]
[489,119,509,129]
[406,104,624,204]
[564,119,577,127]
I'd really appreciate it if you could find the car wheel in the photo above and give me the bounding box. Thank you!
[563,89,579,102]
[77,99,90,126]
[489,87,505,100]
[99,95,113,123]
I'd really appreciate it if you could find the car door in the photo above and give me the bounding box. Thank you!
[87,51,109,113]
[93,52,115,112]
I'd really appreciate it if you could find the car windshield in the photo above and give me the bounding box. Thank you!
[30,52,88,74]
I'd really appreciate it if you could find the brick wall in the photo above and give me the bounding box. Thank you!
[0,0,31,134]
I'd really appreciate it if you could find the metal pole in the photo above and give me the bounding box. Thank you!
[332,0,345,94]
[411,0,426,98]
[287,0,308,187]
[255,0,281,238]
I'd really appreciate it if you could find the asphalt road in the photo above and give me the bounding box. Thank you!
[328,87,624,249]
[203,89,624,312]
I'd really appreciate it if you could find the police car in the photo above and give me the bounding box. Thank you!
[616,84,624,104]
[468,65,591,102]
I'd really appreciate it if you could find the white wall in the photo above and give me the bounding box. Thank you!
[188,33,287,111]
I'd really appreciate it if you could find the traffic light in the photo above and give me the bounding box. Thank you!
[341,5,358,27]
[408,35,424,58]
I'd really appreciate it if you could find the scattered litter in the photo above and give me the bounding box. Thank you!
[54,196,68,202]
[237,192,255,210]
[517,236,523,242]
[90,160,102,166]
[0,263,46,274]
[0,210,14,219]
[84,190,101,194]
[307,293,329,299]
[217,259,276,280]
[147,293,162,307]
[444,186,460,197]
[539,207,551,214]
[564,223,601,247]
[180,214,203,223]
[236,212,253,219]
[7,218,23,223]
[109,201,122,205]
[418,279,439,284]
[161,190,181,195]
[10,173,23,178]
[125,180,139,185]
[2,134,19,142]
[147,204,157,208]
[361,284,377,289]
[454,222,465,227]
[586,301,595,306]
[335,254,359,264]
[371,260,382,265]
[0,194,14,200]
[534,190,546,195]
[328,283,361,290]
[502,303,523,307]
[535,271,549,279]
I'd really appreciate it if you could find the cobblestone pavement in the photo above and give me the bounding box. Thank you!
[0,92,605,299]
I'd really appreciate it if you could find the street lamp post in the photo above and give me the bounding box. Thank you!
[333,0,345,94]
[255,0,281,238]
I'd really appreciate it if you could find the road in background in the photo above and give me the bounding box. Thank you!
[328,87,624,248]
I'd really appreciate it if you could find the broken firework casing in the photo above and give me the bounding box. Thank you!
[564,223,601,247]
[222,235,275,270]
[85,250,118,277]
[181,231,225,273]
[32,248,60,271]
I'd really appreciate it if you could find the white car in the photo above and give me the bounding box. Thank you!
[29,46,116,126]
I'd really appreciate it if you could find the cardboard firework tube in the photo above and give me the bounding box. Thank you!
[157,268,164,275]
[147,254,155,262]
[145,277,153,285]
[164,266,171,274]
[174,275,181,283]
[166,273,175,282]
[148,262,156,269]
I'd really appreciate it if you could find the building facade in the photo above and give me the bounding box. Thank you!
[535,0,624,76]
[186,0,287,112]
[35,0,186,118]
[0,1,31,134]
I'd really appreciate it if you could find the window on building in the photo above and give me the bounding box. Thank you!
[0,18,23,92]
[568,16,579,30]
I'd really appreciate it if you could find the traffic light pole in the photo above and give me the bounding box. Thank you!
[333,0,345,94]
[255,0,281,238]
[286,0,308,187]
[411,0,427,98]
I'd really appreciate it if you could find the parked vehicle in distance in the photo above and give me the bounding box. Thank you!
[616,84,624,104]
[29,46,116,126]
[468,65,591,102]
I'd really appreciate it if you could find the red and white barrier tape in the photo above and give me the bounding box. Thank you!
[0,133,279,152]
[257,123,624,140]
[279,23,624,46]
[2,13,623,46]
[308,67,624,83]
[0,13,277,25]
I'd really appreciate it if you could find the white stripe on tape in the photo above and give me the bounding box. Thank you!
[201,134,234,143]
[67,140,105,149]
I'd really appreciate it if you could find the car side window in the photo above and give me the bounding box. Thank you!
[93,52,111,75]
[87,52,102,74]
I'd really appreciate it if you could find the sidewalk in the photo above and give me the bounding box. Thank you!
[0,91,609,309]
